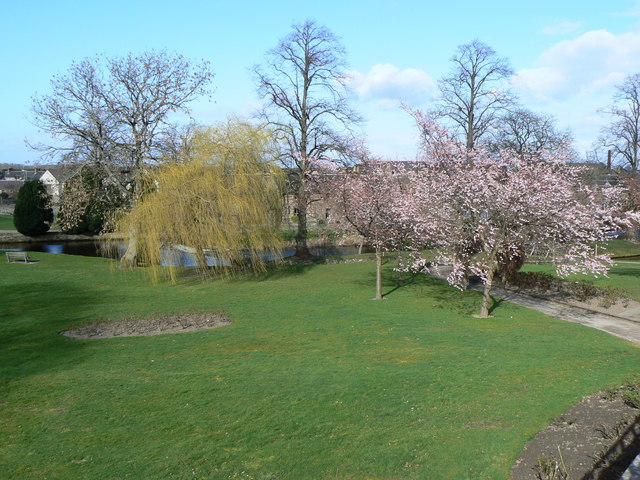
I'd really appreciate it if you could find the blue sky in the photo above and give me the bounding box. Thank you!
[2,0,640,164]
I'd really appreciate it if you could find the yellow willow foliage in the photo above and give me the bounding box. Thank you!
[116,121,285,282]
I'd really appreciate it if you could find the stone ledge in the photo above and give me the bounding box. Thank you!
[0,231,103,243]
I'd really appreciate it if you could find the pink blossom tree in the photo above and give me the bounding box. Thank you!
[318,160,415,300]
[408,115,635,318]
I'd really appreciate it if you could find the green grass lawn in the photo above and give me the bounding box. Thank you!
[2,254,640,479]
[0,213,14,230]
[0,213,62,231]
[523,261,640,302]
[598,238,640,257]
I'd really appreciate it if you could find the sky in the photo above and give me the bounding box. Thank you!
[2,0,640,165]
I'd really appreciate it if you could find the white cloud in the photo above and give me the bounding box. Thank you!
[346,63,436,108]
[613,0,640,17]
[514,29,640,101]
[541,20,583,36]
[508,29,640,157]
[514,67,566,101]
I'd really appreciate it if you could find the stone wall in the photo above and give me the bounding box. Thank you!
[0,204,14,215]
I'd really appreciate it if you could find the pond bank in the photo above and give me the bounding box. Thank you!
[0,231,367,261]
[0,231,360,246]
[0,230,122,244]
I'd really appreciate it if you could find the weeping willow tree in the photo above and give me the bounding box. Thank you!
[115,119,285,281]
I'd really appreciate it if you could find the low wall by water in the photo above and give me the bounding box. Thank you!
[0,231,110,244]
[1,234,366,262]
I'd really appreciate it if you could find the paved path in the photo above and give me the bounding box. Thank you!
[484,284,640,344]
[429,270,640,344]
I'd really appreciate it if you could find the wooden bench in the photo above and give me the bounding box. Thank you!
[5,251,33,263]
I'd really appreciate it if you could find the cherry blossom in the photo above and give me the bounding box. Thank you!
[406,114,636,317]
[317,160,415,299]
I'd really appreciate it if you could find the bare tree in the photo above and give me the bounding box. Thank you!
[492,108,574,157]
[434,40,515,150]
[156,123,199,164]
[600,73,640,170]
[254,20,361,257]
[30,50,213,264]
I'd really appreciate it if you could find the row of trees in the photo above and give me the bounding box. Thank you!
[25,20,640,319]
[30,22,582,262]
[13,118,635,319]
[318,131,634,317]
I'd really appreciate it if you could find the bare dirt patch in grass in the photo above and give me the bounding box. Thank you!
[511,391,640,480]
[60,313,231,339]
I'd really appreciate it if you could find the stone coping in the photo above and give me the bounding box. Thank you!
[0,231,121,244]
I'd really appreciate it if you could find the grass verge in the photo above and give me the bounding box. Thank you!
[0,213,14,230]
[2,254,640,479]
[598,238,640,257]
[523,261,640,302]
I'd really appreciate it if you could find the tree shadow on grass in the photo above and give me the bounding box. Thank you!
[0,281,110,383]
[488,297,505,315]
[252,261,321,281]
[382,271,431,297]
[353,267,455,298]
[384,270,482,313]
[375,267,508,316]
[168,259,323,284]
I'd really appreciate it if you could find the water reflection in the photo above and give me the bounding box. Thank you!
[0,241,103,257]
[43,244,64,254]
[161,247,233,267]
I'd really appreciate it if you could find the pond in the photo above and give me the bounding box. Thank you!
[0,241,110,257]
[0,241,366,265]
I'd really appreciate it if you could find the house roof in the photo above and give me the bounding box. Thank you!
[0,180,24,191]
[42,166,79,182]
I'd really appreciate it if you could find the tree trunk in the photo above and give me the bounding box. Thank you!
[374,246,383,300]
[479,258,496,318]
[466,120,475,151]
[295,181,312,258]
[295,210,311,258]
[121,226,138,268]
[466,75,476,151]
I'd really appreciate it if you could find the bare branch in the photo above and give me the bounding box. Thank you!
[253,19,362,256]
[492,108,574,158]
[599,74,640,170]
[30,50,214,202]
[432,40,515,150]
[30,51,214,265]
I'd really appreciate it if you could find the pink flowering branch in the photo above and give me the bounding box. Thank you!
[404,115,636,317]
